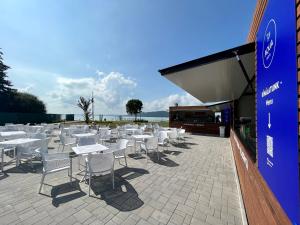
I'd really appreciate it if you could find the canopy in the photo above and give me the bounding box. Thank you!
[159,43,255,103]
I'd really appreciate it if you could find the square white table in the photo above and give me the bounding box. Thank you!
[0,131,27,140]
[72,144,109,155]
[72,133,96,138]
[0,138,41,166]
[132,135,154,153]
[0,138,41,146]
[132,135,153,140]
[71,143,110,182]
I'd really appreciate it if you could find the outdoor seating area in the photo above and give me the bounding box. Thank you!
[0,122,244,225]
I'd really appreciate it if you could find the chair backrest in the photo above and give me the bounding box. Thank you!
[158,131,168,141]
[87,152,114,174]
[39,138,50,154]
[28,132,47,139]
[117,139,129,150]
[178,129,185,135]
[118,130,126,139]
[99,128,109,136]
[168,131,178,139]
[18,140,41,155]
[133,129,143,135]
[78,136,97,146]
[145,137,158,150]
[90,129,98,134]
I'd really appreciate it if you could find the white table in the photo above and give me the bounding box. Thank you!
[72,133,96,138]
[0,138,41,166]
[27,126,44,133]
[72,144,109,155]
[132,135,153,140]
[0,131,27,140]
[0,138,40,146]
[132,135,154,153]
[126,128,139,132]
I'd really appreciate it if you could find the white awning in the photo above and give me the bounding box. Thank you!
[159,43,255,103]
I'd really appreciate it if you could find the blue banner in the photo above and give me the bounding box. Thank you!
[257,0,299,224]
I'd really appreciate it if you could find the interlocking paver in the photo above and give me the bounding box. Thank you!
[0,133,246,225]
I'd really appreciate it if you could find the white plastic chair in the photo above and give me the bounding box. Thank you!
[86,151,115,196]
[16,140,44,167]
[0,147,16,173]
[141,137,159,162]
[98,129,112,145]
[112,139,128,167]
[177,129,186,143]
[28,132,47,139]
[168,131,178,145]
[77,136,97,146]
[158,131,169,151]
[76,136,97,176]
[59,134,77,152]
[39,153,72,194]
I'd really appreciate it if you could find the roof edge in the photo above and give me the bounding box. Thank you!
[158,42,255,76]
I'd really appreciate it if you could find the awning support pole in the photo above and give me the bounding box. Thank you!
[240,74,255,97]
[234,51,255,93]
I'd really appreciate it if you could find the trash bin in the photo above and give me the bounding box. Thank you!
[219,126,225,137]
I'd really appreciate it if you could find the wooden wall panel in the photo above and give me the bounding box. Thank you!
[247,0,268,42]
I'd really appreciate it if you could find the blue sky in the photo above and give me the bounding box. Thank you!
[0,0,256,114]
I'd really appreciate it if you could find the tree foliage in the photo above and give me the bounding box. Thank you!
[126,99,143,121]
[77,96,91,124]
[0,50,14,94]
[0,50,46,113]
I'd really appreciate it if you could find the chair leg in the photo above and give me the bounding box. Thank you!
[1,149,4,173]
[88,173,91,196]
[39,173,46,194]
[156,148,159,161]
[124,154,127,167]
[111,170,115,189]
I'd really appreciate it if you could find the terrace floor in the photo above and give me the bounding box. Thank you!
[0,134,245,225]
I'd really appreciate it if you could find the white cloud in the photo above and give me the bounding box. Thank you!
[144,93,203,112]
[96,70,105,77]
[48,71,137,114]
[17,83,35,93]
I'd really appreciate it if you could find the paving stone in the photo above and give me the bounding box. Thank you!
[0,133,245,225]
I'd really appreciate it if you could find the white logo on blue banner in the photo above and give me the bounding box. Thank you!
[262,19,276,69]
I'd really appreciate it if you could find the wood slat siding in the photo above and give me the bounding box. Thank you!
[230,130,291,225]
[247,0,268,42]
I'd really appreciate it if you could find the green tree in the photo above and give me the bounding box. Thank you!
[0,50,47,113]
[126,99,143,121]
[77,96,91,124]
[9,92,46,113]
[0,50,14,94]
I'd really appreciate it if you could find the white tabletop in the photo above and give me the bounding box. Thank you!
[0,131,26,137]
[72,144,109,155]
[31,125,44,128]
[72,133,96,138]
[132,135,153,139]
[0,138,40,146]
[126,128,139,131]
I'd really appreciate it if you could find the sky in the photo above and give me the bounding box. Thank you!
[0,0,256,115]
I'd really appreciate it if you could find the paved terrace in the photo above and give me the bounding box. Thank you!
[0,134,245,225]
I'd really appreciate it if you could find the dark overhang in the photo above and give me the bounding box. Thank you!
[158,42,255,103]
[159,42,255,75]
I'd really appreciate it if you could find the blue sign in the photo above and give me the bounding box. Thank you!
[257,0,300,224]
